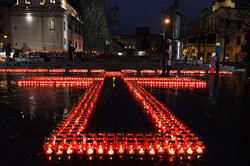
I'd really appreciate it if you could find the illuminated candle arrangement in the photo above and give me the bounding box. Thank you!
[2,70,202,159]
[180,70,206,74]
[43,80,104,156]
[17,76,104,87]
[124,78,205,157]
[123,76,206,89]
[69,69,88,73]
[121,69,137,74]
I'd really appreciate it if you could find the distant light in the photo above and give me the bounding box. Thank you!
[26,13,32,22]
[165,19,170,24]
[3,35,8,39]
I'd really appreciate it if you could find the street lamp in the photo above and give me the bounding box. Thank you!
[164,18,170,39]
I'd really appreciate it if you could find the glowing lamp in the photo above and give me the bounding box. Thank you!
[86,140,94,155]
[44,140,53,155]
[137,140,145,155]
[196,139,205,154]
[167,140,176,156]
[177,140,185,155]
[75,139,84,154]
[96,140,104,155]
[66,139,74,155]
[156,139,165,155]
[106,140,115,156]
[127,140,135,155]
[147,140,156,155]
[116,139,125,155]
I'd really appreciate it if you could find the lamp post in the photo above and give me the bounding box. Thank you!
[164,18,170,39]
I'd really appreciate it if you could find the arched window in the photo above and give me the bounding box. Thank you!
[49,19,55,30]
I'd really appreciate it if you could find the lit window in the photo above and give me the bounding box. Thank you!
[40,0,45,5]
[25,0,31,4]
[49,19,55,30]
[50,0,56,4]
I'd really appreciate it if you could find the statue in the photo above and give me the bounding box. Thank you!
[162,0,183,40]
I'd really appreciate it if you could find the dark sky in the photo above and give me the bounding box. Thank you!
[105,0,215,35]
[0,0,215,34]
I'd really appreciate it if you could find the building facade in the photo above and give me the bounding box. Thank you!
[1,0,83,53]
[0,6,11,51]
[183,0,250,63]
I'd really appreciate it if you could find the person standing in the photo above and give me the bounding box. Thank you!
[104,40,110,55]
[209,52,217,74]
[215,42,222,74]
[5,43,11,66]
[183,47,189,65]
[159,35,167,76]
[242,32,250,95]
[166,39,172,77]
[68,42,75,62]
[191,46,198,66]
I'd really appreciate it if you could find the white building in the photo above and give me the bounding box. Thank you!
[10,0,83,53]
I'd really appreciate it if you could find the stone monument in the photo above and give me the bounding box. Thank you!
[83,0,121,52]
[162,0,183,61]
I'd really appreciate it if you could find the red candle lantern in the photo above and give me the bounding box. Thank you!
[66,139,74,155]
[186,139,195,155]
[147,140,156,156]
[85,140,94,155]
[106,140,115,156]
[44,140,53,155]
[176,140,186,155]
[116,139,125,155]
[136,140,146,155]
[167,140,176,156]
[96,140,105,155]
[156,139,165,155]
[195,139,205,155]
[54,140,64,156]
[75,139,84,154]
[126,140,135,155]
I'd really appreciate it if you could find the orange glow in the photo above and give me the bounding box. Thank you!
[138,148,145,155]
[168,148,175,155]
[87,148,94,155]
[187,147,194,155]
[196,146,203,154]
[46,148,53,155]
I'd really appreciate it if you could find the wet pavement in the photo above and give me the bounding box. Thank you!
[0,72,250,166]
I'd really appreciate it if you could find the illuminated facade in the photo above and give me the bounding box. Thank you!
[10,0,83,52]
[183,0,250,63]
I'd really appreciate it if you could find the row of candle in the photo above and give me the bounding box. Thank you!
[122,75,205,156]
[136,81,206,89]
[121,69,232,75]
[44,131,204,157]
[44,80,104,155]
[0,69,106,73]
[17,76,106,87]
[124,76,206,85]
[0,68,232,75]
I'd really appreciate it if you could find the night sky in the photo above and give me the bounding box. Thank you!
[0,0,216,34]
[105,0,215,34]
